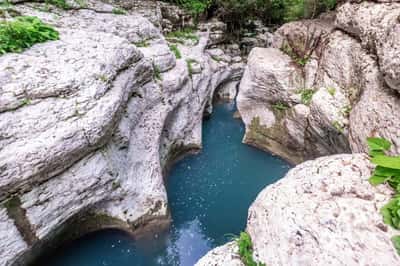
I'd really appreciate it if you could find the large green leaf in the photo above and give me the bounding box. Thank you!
[367,137,391,152]
[369,175,389,186]
[371,155,400,170]
[381,198,400,229]
[374,166,400,177]
[392,236,400,255]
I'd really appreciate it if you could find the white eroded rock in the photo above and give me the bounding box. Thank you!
[195,241,244,266]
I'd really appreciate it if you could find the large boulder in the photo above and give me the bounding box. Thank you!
[198,154,400,265]
[0,2,242,265]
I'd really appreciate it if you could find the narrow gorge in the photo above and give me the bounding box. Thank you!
[0,0,399,266]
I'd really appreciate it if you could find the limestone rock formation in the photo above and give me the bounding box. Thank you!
[237,1,400,164]
[197,154,400,265]
[195,241,243,266]
[0,1,243,265]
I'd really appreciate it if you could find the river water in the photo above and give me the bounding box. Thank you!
[35,102,290,266]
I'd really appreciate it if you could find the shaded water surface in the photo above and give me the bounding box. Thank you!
[36,102,290,266]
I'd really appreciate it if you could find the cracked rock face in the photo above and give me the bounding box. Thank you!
[237,1,400,164]
[0,1,243,265]
[197,154,400,265]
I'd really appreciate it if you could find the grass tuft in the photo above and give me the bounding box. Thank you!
[169,44,181,59]
[296,88,315,105]
[167,28,199,43]
[112,7,127,15]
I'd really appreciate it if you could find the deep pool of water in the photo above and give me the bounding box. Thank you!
[36,102,290,266]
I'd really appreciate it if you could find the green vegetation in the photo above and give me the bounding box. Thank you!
[153,65,162,80]
[169,44,182,59]
[20,98,31,106]
[175,0,212,18]
[392,236,400,255]
[134,40,149,47]
[167,0,336,35]
[327,87,336,96]
[45,0,71,10]
[272,102,289,111]
[112,7,127,15]
[332,120,343,133]
[367,137,400,255]
[167,28,199,42]
[296,88,314,105]
[237,232,265,266]
[341,105,351,117]
[0,16,59,55]
[280,43,309,66]
[186,58,197,76]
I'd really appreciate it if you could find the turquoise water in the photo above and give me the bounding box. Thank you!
[34,102,290,266]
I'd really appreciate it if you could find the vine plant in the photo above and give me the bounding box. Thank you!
[367,137,400,254]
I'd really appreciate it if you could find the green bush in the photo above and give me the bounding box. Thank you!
[0,16,59,55]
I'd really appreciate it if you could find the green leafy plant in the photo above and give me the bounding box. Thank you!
[237,232,265,266]
[381,197,400,229]
[134,40,149,47]
[272,102,289,111]
[392,236,400,255]
[368,138,400,189]
[0,16,59,55]
[169,44,181,59]
[296,88,315,105]
[367,137,400,255]
[112,7,127,15]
